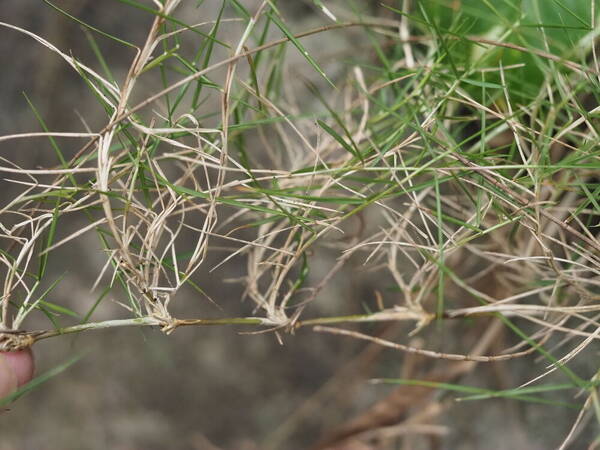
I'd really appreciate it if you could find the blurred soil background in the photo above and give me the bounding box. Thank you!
[0,1,596,449]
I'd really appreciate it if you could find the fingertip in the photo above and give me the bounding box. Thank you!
[3,349,35,387]
[0,352,18,398]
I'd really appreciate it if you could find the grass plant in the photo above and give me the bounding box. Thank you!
[0,0,599,447]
